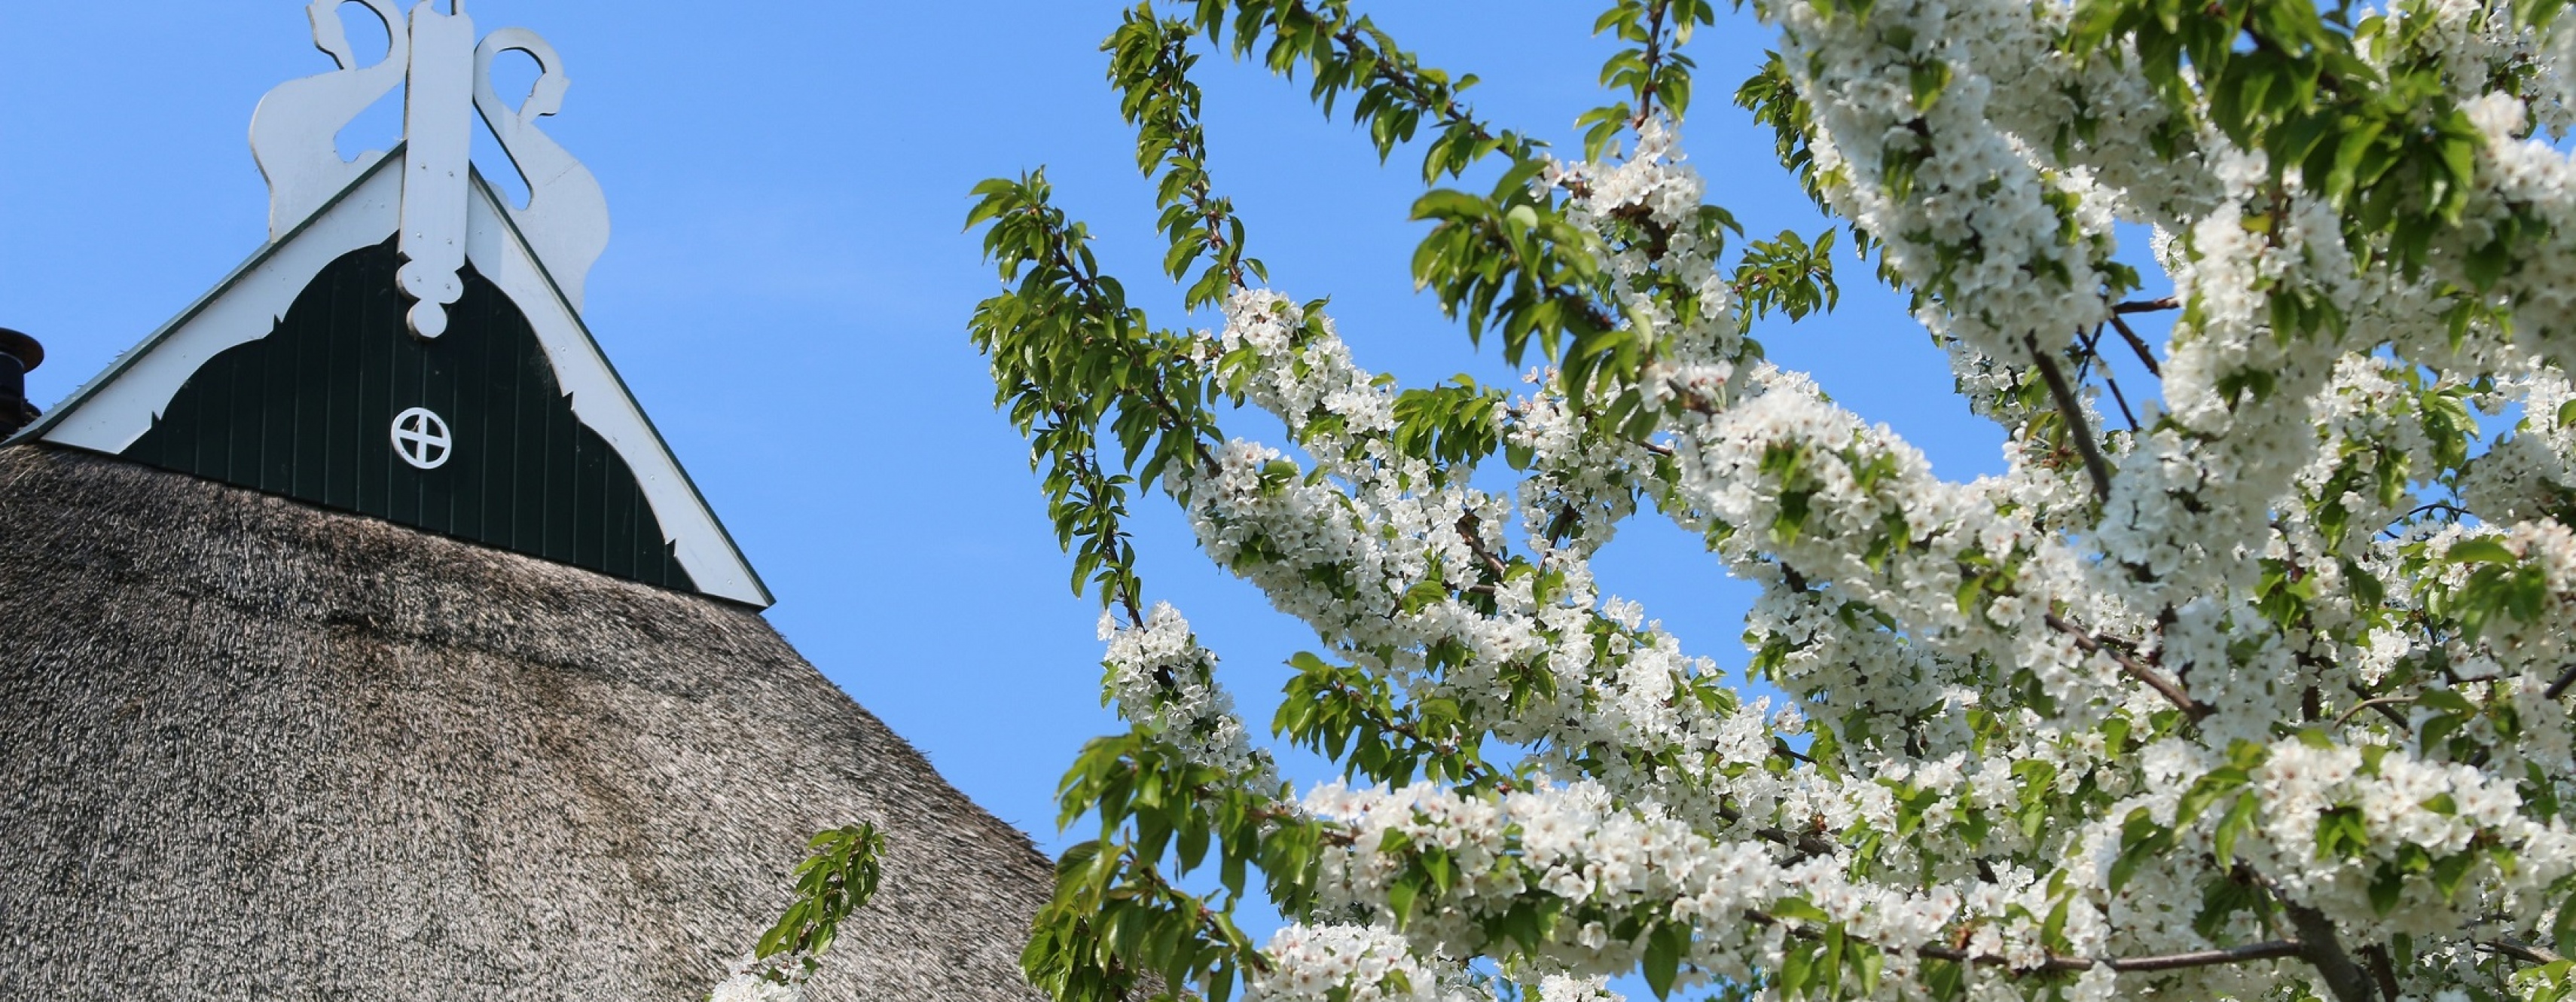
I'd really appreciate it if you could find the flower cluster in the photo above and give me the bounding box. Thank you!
[984,2,2576,1000]
[1100,603,1272,784]
[1253,924,1473,1002]
[707,954,810,1002]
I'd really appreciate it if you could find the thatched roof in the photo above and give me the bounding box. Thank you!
[0,443,1052,1000]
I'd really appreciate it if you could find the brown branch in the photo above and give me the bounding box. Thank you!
[2077,325,2144,432]
[1039,238,1201,436]
[1306,674,1514,794]
[1747,911,2304,976]
[1716,805,1838,861]
[2114,296,2181,314]
[2045,613,2208,720]
[1131,29,1250,293]
[2026,335,2115,503]
[2285,903,2379,1002]
[2480,939,2568,966]
[1760,826,1836,860]
[1051,409,1149,629]
[1455,512,1512,581]
[2333,695,2413,728]
[2362,945,2402,1002]
[1772,739,1815,765]
[1116,845,1275,974]
[1631,1,1671,126]
[2108,314,2164,377]
[2346,686,2414,729]
[1915,939,2305,974]
[2545,664,2576,701]
[1242,804,1357,848]
[1311,12,1529,163]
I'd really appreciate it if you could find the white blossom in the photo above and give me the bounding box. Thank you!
[1038,3,2576,1000]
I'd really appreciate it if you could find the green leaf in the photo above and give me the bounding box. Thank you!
[753,823,888,969]
[1643,921,1686,999]
[2215,793,2260,867]
[1771,897,1830,924]
[2556,887,2576,957]
[1387,876,1421,928]
[2370,862,2407,915]
[1909,60,1952,111]
[2111,809,2174,891]
[2444,538,2517,564]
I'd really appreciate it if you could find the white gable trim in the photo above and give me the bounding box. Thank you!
[463,171,771,607]
[17,156,772,609]
[30,153,404,454]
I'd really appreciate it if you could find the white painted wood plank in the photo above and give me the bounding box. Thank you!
[475,27,609,310]
[466,178,771,606]
[38,162,403,454]
[249,0,410,241]
[395,2,476,338]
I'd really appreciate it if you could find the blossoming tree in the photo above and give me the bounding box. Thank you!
[957,0,2576,999]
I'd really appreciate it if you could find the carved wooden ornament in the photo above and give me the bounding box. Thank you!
[249,1,611,334]
[17,3,770,608]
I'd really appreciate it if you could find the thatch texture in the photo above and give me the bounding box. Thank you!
[0,443,1052,1000]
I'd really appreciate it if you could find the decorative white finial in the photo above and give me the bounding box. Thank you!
[249,0,411,241]
[248,1,606,334]
[475,29,609,309]
[395,1,475,338]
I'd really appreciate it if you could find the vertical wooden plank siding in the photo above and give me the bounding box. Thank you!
[122,240,697,595]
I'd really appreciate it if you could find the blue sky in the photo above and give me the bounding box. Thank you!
[0,2,2089,877]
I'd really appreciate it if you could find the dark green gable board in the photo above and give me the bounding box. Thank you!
[123,239,695,594]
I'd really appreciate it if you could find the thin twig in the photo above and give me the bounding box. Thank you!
[1717,806,1838,861]
[2480,939,2568,965]
[1052,411,1149,629]
[2108,314,2163,377]
[1915,939,2305,974]
[2546,664,2576,701]
[2113,296,2181,314]
[2045,613,2208,720]
[1455,512,1512,581]
[1305,674,1515,794]
[2077,324,2144,432]
[2340,685,2414,729]
[2026,335,2116,503]
[2333,695,2414,728]
[1631,1,1671,126]
[1746,911,2305,976]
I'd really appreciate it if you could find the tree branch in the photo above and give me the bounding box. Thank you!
[2045,613,2208,720]
[2545,664,2576,701]
[1749,911,2304,976]
[1631,1,1671,126]
[2480,939,2568,966]
[2113,296,2180,314]
[1305,674,1515,793]
[2077,325,2144,432]
[1051,406,1149,629]
[2333,695,2413,728]
[2026,334,2115,502]
[2107,314,2164,377]
[2285,902,2379,1002]
[1915,939,2304,974]
[1715,805,1838,861]
[1454,512,1512,582]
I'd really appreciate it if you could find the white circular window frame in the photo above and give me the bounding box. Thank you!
[390,406,453,470]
